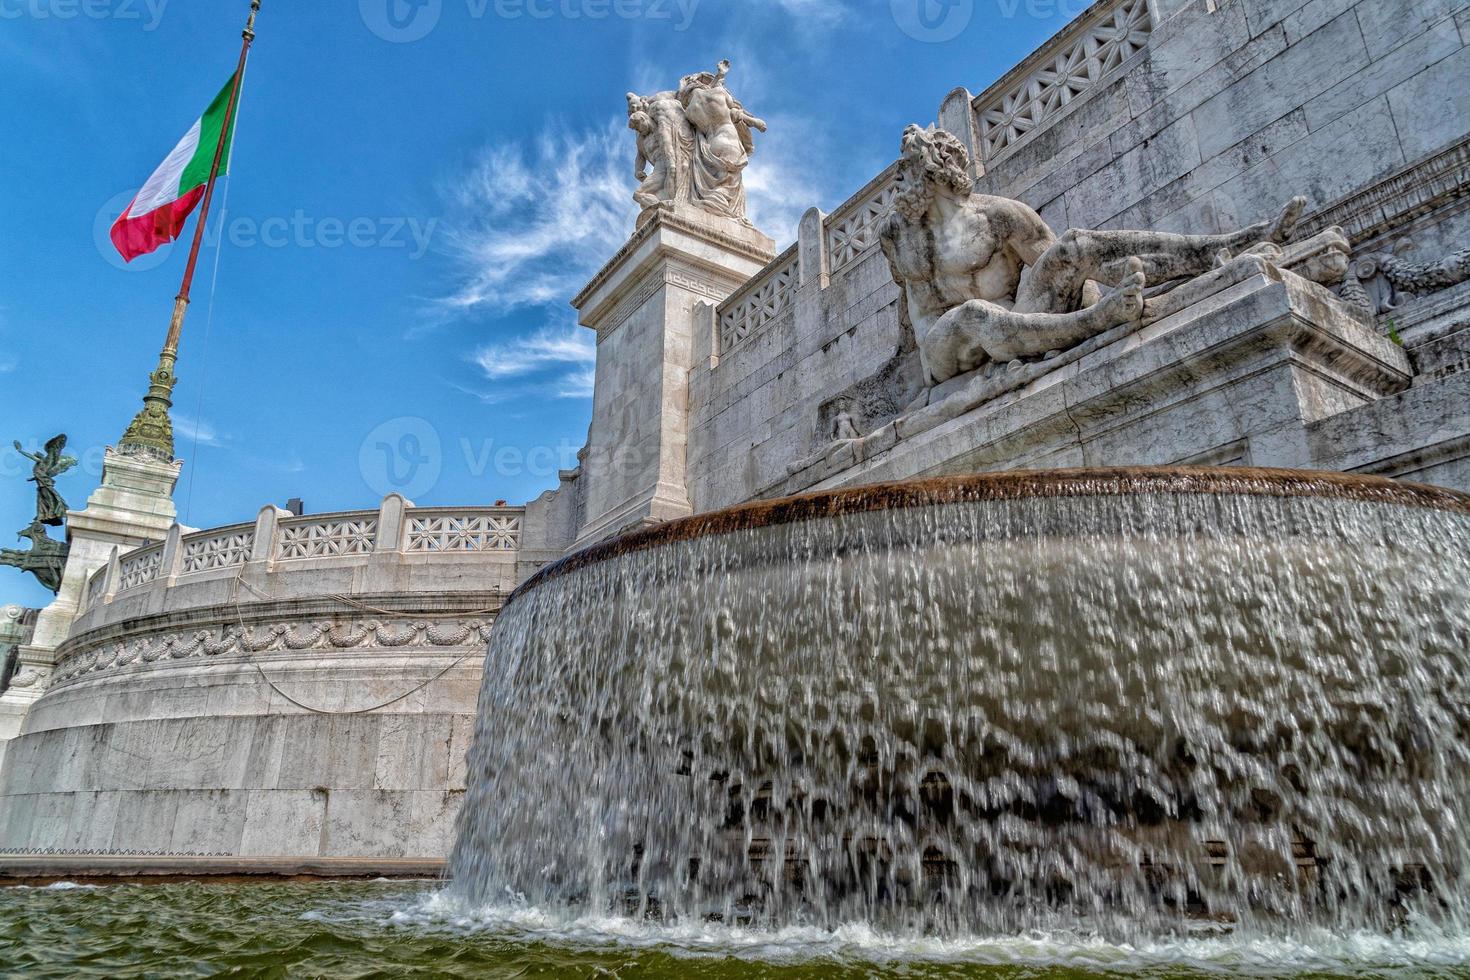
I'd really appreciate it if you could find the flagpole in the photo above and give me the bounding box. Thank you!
[118,0,261,462]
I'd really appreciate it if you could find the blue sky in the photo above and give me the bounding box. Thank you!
[0,0,1085,605]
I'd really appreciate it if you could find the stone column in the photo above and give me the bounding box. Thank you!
[569,207,775,549]
[0,447,180,749]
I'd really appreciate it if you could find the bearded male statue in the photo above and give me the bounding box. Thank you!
[879,125,1310,386]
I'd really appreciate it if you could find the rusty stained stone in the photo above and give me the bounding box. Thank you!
[511,466,1470,603]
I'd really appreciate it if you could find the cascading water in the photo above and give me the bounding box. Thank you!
[449,468,1470,943]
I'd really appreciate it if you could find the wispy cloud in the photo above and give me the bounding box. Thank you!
[438,109,824,320]
[469,320,597,401]
[173,413,226,448]
[0,355,14,374]
[438,120,634,315]
[472,323,596,381]
[435,90,841,404]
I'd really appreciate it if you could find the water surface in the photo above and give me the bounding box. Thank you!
[3,881,1469,977]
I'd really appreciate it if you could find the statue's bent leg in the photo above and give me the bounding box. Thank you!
[1017,198,1308,313]
[926,273,1146,378]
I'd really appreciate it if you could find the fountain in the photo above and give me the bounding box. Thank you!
[449,467,1470,940]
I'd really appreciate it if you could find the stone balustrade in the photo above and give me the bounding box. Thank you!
[715,162,903,356]
[80,497,526,615]
[970,0,1154,162]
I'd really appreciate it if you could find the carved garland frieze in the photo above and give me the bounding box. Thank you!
[51,617,495,685]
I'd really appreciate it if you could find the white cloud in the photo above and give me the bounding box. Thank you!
[173,413,226,448]
[0,355,14,374]
[555,366,597,400]
[436,94,843,403]
[472,323,596,381]
[438,120,635,315]
[439,110,826,318]
[470,321,597,401]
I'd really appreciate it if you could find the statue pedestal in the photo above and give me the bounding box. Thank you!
[0,447,180,753]
[570,207,774,549]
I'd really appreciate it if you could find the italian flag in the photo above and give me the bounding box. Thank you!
[110,75,241,263]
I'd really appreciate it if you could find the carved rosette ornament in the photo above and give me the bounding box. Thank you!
[627,60,766,227]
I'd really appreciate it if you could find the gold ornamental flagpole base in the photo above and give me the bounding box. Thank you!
[117,294,188,462]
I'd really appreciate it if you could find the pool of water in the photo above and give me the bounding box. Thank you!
[3,881,1469,978]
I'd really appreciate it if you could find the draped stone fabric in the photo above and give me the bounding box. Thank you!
[628,61,765,226]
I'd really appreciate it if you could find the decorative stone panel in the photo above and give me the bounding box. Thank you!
[826,176,903,275]
[118,547,164,592]
[275,518,378,560]
[973,0,1152,160]
[84,570,107,609]
[181,528,255,574]
[406,514,523,553]
[719,251,798,354]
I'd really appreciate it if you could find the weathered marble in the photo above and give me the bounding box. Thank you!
[626,61,766,226]
[0,497,530,858]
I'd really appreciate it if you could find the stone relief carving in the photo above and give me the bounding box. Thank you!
[627,60,765,226]
[53,617,495,684]
[879,125,1349,388]
[1337,238,1470,317]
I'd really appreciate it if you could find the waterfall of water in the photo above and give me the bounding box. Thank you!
[449,470,1470,942]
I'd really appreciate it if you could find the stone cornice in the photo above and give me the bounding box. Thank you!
[1300,136,1470,246]
[571,209,776,314]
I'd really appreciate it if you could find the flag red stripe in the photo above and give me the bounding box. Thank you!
[108,186,206,264]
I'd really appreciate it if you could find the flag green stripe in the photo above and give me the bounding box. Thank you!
[178,74,239,195]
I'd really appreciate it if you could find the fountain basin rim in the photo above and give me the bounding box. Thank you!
[512,466,1470,603]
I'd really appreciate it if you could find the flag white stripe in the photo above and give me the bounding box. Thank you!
[128,119,203,218]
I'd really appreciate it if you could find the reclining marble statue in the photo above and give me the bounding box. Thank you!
[627,60,766,226]
[879,125,1349,386]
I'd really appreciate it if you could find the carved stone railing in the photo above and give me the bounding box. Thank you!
[972,0,1153,161]
[80,497,528,612]
[717,246,798,354]
[181,525,255,573]
[117,545,164,592]
[825,167,903,276]
[405,509,523,552]
[275,515,378,561]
